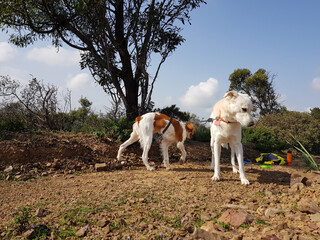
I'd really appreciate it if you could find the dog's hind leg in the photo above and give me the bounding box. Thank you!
[161,140,173,170]
[141,136,155,171]
[234,143,250,185]
[117,130,139,161]
[177,142,187,164]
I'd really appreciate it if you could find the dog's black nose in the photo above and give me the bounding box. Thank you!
[248,121,254,127]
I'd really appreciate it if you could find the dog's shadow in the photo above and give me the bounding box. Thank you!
[172,164,291,186]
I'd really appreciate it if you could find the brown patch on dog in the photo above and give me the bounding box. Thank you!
[153,113,183,142]
[135,116,143,126]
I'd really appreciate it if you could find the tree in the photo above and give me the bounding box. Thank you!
[0,75,59,129]
[311,107,320,122]
[0,0,206,120]
[228,68,285,116]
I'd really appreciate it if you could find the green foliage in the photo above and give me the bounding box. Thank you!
[256,111,320,154]
[229,68,285,116]
[0,119,25,132]
[290,134,320,171]
[157,105,191,122]
[13,206,32,233]
[242,127,288,152]
[311,107,320,122]
[104,117,134,142]
[192,124,210,142]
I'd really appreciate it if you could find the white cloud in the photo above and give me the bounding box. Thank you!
[67,73,90,91]
[311,77,320,90]
[0,42,17,62]
[26,45,80,67]
[180,78,219,109]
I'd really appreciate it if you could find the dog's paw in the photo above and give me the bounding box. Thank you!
[233,167,239,173]
[147,166,155,171]
[165,165,174,171]
[211,175,220,181]
[179,158,186,164]
[241,178,250,185]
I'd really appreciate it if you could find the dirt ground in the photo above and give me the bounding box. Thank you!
[0,132,320,240]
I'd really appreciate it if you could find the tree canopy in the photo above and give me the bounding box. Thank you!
[0,0,206,120]
[228,68,285,116]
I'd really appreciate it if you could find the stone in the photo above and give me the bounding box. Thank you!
[95,163,108,172]
[310,213,320,222]
[97,219,109,228]
[192,227,226,240]
[261,235,281,240]
[76,226,88,237]
[290,173,307,187]
[265,208,279,218]
[35,208,47,217]
[297,198,320,214]
[218,209,254,228]
[4,166,13,173]
[22,229,35,239]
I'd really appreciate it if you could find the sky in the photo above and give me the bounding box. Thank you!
[1,0,320,119]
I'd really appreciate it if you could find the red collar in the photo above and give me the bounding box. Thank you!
[218,109,233,124]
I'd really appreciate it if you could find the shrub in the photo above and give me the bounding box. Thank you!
[193,124,210,142]
[104,117,133,142]
[0,119,25,132]
[256,111,320,154]
[242,127,288,152]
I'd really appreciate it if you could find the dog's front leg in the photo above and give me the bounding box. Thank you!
[209,136,215,170]
[234,143,250,185]
[230,145,239,173]
[161,141,173,170]
[177,142,187,164]
[211,141,221,181]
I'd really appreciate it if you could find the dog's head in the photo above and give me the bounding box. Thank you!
[224,91,254,127]
[185,122,194,139]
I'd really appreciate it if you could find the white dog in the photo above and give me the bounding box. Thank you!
[209,91,254,185]
[117,112,194,170]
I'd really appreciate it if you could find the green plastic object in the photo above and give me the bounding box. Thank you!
[261,165,271,169]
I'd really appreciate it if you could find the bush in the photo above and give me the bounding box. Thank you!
[0,119,25,132]
[256,111,320,154]
[104,117,133,142]
[193,124,210,142]
[242,127,288,152]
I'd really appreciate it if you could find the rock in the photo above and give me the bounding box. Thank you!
[265,208,279,218]
[97,219,109,228]
[261,235,281,240]
[76,226,88,237]
[22,229,35,239]
[35,208,47,217]
[297,198,320,214]
[201,213,212,221]
[223,204,249,210]
[290,173,307,187]
[310,213,320,222]
[289,183,305,192]
[193,227,226,240]
[218,209,254,228]
[95,163,108,172]
[4,165,13,173]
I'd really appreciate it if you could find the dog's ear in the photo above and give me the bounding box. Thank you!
[224,91,238,100]
[185,122,194,134]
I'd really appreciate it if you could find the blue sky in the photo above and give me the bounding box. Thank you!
[1,0,320,119]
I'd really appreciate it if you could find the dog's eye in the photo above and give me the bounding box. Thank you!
[242,108,247,112]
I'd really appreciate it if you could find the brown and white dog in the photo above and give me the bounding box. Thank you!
[117,112,194,170]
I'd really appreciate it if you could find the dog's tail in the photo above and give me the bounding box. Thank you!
[221,143,229,149]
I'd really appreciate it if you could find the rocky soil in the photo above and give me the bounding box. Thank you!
[0,132,320,240]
